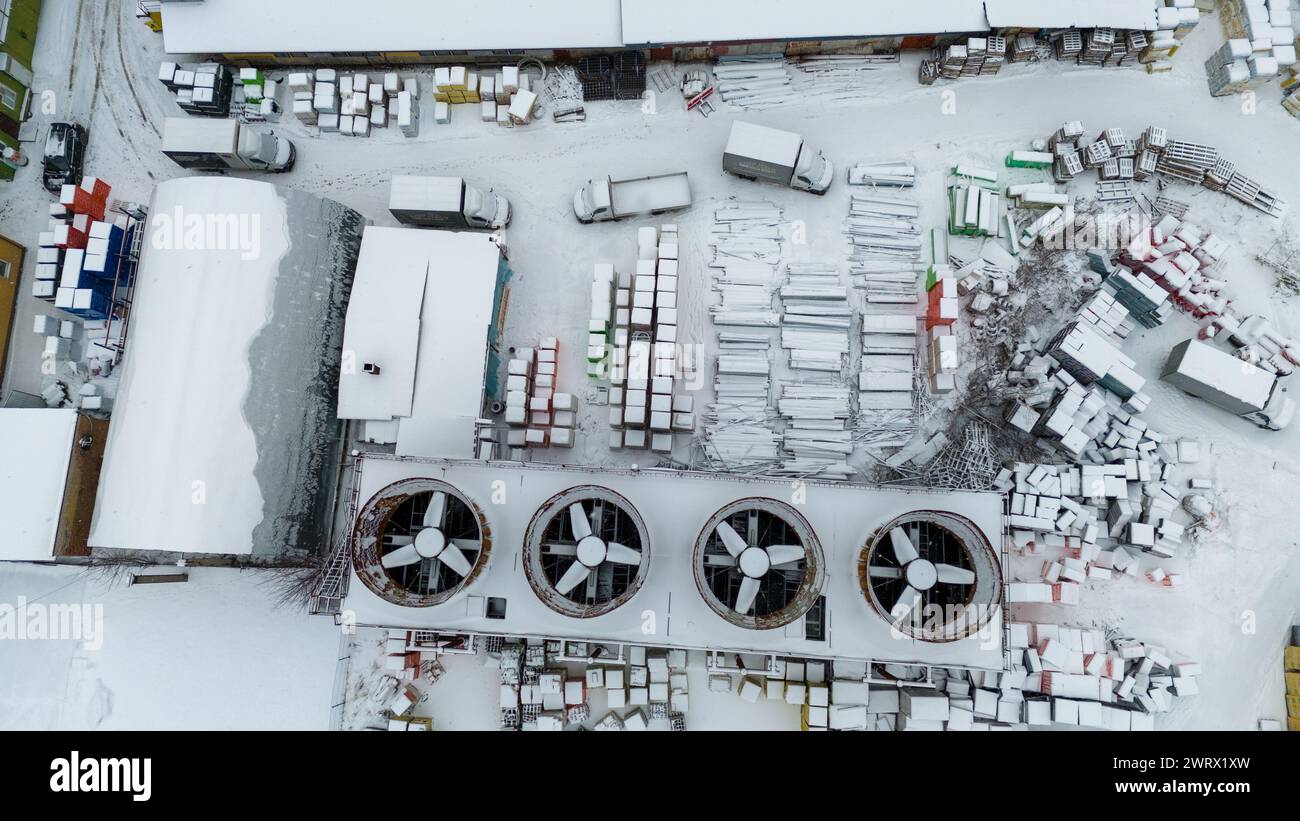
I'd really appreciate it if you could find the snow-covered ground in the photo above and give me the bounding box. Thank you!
[0,3,1296,729]
[0,564,338,729]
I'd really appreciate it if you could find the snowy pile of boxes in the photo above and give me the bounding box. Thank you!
[504,338,577,450]
[1000,452,1190,597]
[158,61,234,117]
[1211,1,1295,98]
[235,67,279,121]
[1004,624,1198,728]
[1111,213,1298,375]
[432,65,536,128]
[34,177,127,322]
[298,69,419,137]
[1114,214,1233,321]
[1141,1,1201,67]
[601,226,695,454]
[499,641,688,732]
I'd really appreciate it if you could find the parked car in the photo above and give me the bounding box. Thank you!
[42,122,88,194]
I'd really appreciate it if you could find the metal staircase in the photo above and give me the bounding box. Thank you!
[310,538,352,616]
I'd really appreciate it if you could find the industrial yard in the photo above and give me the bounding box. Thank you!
[0,0,1299,752]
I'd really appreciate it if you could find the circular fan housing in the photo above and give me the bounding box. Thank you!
[352,478,492,607]
[858,511,1001,642]
[523,486,651,619]
[692,498,825,630]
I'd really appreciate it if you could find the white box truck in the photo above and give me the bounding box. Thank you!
[573,171,691,223]
[1162,338,1294,430]
[388,175,511,230]
[161,117,295,172]
[723,121,833,195]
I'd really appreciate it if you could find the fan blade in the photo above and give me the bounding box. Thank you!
[765,544,804,566]
[556,561,591,594]
[704,553,738,567]
[935,564,975,585]
[423,492,447,529]
[891,585,921,621]
[715,521,748,557]
[386,534,414,546]
[436,544,473,577]
[543,542,578,556]
[888,527,919,564]
[604,542,641,565]
[568,503,592,540]
[450,538,481,553]
[734,576,761,614]
[381,543,423,569]
[869,565,902,579]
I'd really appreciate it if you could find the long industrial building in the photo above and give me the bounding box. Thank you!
[161,0,1168,64]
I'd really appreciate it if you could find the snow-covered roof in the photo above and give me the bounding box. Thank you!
[162,0,625,55]
[984,0,1158,31]
[621,0,991,46]
[0,409,78,561]
[90,178,364,556]
[337,227,501,460]
[344,457,1007,669]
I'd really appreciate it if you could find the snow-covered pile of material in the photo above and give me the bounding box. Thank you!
[702,201,785,470]
[499,641,689,731]
[1043,121,1286,218]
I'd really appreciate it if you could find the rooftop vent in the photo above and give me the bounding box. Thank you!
[352,478,492,607]
[859,511,1001,642]
[692,498,824,630]
[523,486,650,618]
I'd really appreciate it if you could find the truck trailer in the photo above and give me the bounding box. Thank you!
[573,171,692,223]
[161,117,295,173]
[1161,338,1294,430]
[723,121,833,195]
[388,175,511,231]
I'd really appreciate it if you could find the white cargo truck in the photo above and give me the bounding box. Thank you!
[1162,338,1294,430]
[388,175,511,230]
[572,171,692,223]
[723,121,833,195]
[161,117,295,172]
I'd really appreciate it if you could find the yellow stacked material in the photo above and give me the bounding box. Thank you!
[1288,694,1300,718]
[1287,645,1300,671]
[1288,671,1300,696]
[465,71,481,102]
[434,67,452,102]
[1291,716,1300,732]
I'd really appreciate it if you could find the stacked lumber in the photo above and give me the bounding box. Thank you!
[845,193,922,262]
[713,56,794,109]
[702,201,786,471]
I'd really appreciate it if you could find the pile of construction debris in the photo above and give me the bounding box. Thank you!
[498,640,688,731]
[1043,121,1286,218]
